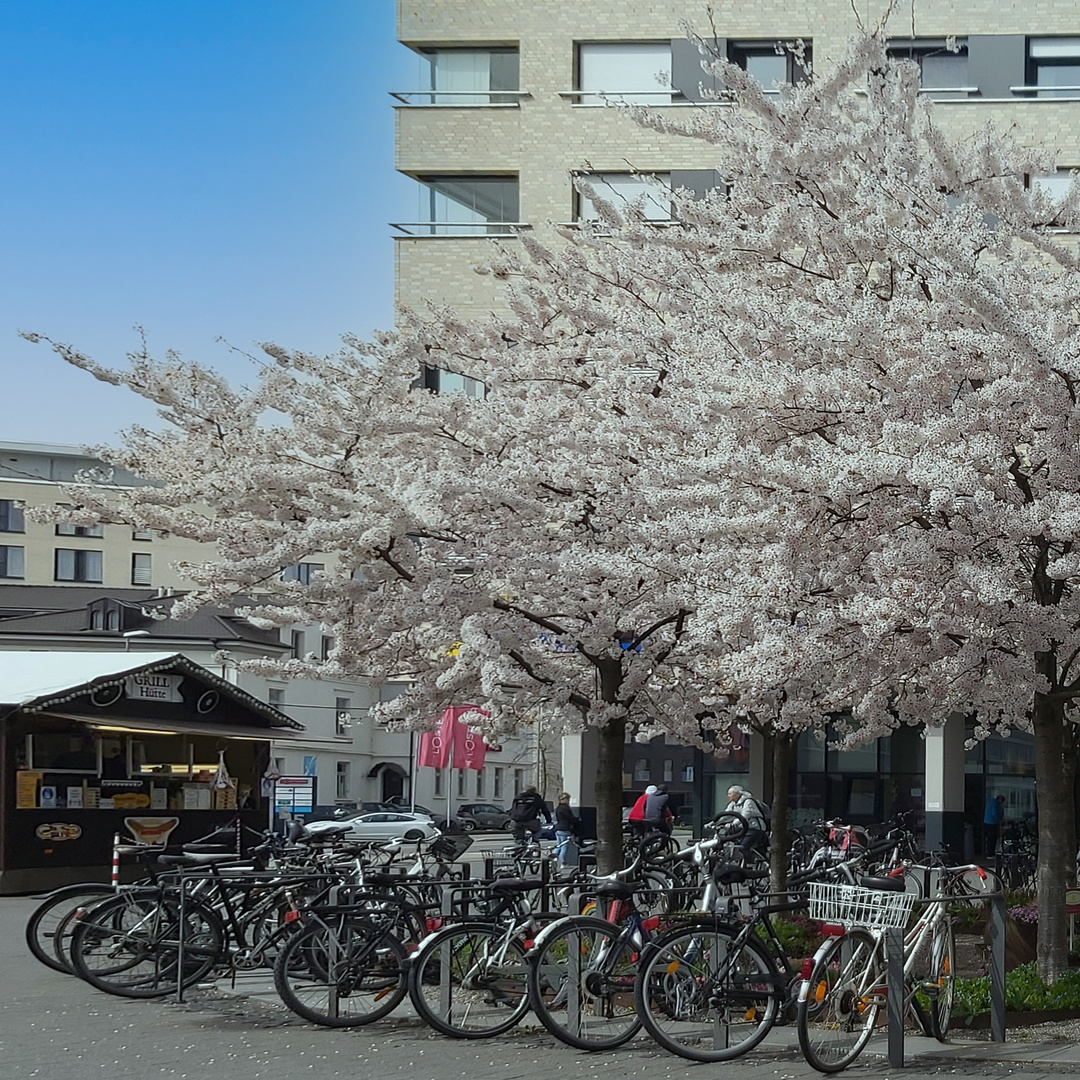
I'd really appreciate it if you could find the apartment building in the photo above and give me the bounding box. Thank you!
[0,440,535,813]
[393,0,1062,844]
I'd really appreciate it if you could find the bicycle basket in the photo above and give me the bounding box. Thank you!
[430,833,473,862]
[808,881,915,930]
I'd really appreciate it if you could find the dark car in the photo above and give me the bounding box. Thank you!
[457,803,513,832]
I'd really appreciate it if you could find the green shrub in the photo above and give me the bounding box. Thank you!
[953,962,1080,1020]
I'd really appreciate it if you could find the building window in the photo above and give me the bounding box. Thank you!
[457,769,467,798]
[0,500,24,532]
[633,757,651,782]
[417,176,520,236]
[335,696,351,737]
[268,687,285,707]
[887,40,969,98]
[132,528,154,541]
[434,769,445,797]
[291,630,306,658]
[336,761,351,800]
[727,41,811,91]
[55,548,102,582]
[106,608,119,631]
[1028,38,1080,97]
[283,562,324,586]
[514,767,525,795]
[663,759,674,783]
[321,635,334,660]
[681,765,695,782]
[131,552,152,586]
[475,768,486,799]
[1030,170,1074,224]
[55,522,104,538]
[0,545,24,579]
[493,766,504,802]
[423,47,519,104]
[577,42,672,104]
[577,173,672,222]
[423,369,486,398]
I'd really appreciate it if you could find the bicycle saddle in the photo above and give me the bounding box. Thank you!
[594,880,636,900]
[858,874,906,892]
[490,877,545,892]
[713,864,769,885]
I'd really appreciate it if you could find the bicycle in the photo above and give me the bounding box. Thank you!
[796,861,994,1072]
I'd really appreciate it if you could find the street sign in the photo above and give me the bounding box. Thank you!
[274,775,316,815]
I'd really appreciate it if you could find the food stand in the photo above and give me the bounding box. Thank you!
[0,651,302,893]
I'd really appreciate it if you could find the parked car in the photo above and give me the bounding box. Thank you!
[382,797,465,832]
[457,803,513,832]
[304,810,438,843]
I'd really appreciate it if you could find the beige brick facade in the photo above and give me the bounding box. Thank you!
[395,0,1080,318]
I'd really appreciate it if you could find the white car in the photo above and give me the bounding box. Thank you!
[304,811,438,843]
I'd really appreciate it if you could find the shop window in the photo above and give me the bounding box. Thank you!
[28,731,98,772]
[55,548,103,582]
[0,499,24,532]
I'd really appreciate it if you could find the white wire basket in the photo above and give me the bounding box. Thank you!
[808,881,916,930]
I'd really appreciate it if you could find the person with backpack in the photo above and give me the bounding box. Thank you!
[509,786,551,845]
[724,784,770,861]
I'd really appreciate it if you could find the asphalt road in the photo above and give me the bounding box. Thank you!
[0,895,1074,1080]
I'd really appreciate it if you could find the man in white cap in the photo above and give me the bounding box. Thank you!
[643,784,673,835]
[626,784,657,837]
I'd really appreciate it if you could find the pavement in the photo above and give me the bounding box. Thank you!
[4,893,1080,1080]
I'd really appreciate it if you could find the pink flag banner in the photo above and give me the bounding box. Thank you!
[416,705,490,771]
[415,706,456,769]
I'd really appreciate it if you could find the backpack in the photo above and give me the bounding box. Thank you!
[510,794,536,822]
[753,798,772,831]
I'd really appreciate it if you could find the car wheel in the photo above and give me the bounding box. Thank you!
[404,829,424,841]
[461,819,476,832]
[504,821,515,832]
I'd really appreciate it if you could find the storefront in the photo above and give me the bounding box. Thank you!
[0,651,303,893]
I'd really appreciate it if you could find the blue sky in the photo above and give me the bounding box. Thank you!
[1,1,416,444]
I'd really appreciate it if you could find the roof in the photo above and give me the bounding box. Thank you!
[0,651,303,730]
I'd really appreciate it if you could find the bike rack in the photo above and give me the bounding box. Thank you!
[885,891,1006,1068]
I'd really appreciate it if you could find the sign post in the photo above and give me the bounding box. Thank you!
[273,775,316,824]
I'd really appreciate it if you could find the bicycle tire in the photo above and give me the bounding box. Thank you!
[408,921,530,1038]
[797,929,882,1073]
[69,889,224,998]
[635,920,778,1062]
[25,884,114,974]
[273,915,408,1026]
[927,919,955,1042]
[527,915,641,1050]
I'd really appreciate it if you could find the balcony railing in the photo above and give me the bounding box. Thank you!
[390,90,530,106]
[1010,84,1080,98]
[391,222,531,237]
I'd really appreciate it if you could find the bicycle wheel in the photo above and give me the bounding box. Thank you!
[527,915,641,1050]
[797,929,883,1073]
[927,919,955,1042]
[273,916,408,1026]
[25,885,114,974]
[408,922,530,1038]
[69,889,224,998]
[635,921,777,1062]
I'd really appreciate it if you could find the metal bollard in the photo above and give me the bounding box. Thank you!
[886,924,905,1067]
[989,894,1007,1042]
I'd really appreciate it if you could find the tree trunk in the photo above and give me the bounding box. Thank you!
[595,714,627,874]
[593,657,627,875]
[769,729,796,894]
[1033,681,1071,983]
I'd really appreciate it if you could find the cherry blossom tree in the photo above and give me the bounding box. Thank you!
[25,26,1080,977]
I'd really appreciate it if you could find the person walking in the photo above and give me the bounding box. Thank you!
[509,785,551,845]
[553,792,579,869]
[983,794,1006,856]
